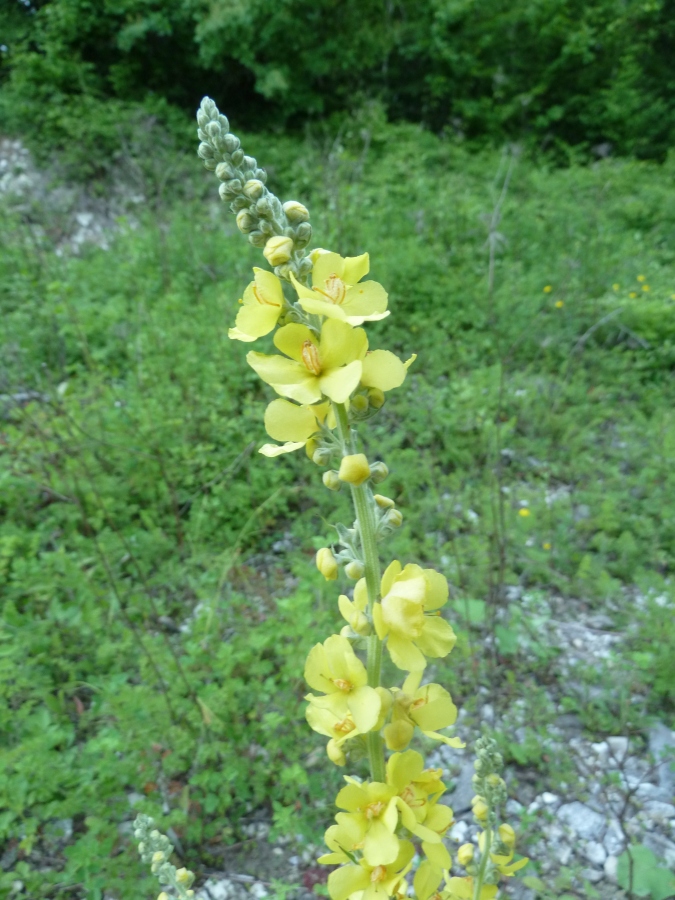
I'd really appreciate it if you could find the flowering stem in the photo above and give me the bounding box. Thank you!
[334,402,385,784]
[473,824,492,900]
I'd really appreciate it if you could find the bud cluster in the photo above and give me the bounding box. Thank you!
[133,814,195,900]
[197,97,312,282]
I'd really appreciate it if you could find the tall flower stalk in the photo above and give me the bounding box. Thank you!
[185,97,528,900]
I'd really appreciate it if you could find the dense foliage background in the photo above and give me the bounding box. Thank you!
[1,0,675,163]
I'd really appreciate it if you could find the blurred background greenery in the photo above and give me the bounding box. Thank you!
[1,2,675,899]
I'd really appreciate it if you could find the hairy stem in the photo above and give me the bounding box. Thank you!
[334,402,385,783]
[473,824,492,900]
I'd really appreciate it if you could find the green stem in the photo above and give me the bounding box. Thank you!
[473,824,492,900]
[333,402,385,784]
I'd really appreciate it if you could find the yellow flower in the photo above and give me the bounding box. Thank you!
[335,779,399,865]
[543,285,552,293]
[338,581,370,636]
[316,547,339,580]
[637,274,646,282]
[291,250,390,326]
[305,634,382,733]
[555,300,564,308]
[384,671,462,750]
[542,542,551,550]
[479,829,528,876]
[338,453,371,486]
[327,840,414,900]
[318,812,368,865]
[642,284,650,292]
[259,398,330,456]
[413,860,444,900]
[612,283,620,291]
[228,268,286,342]
[442,876,497,899]
[263,235,294,266]
[305,703,358,763]
[247,319,365,404]
[629,291,638,298]
[373,561,456,671]
[518,507,530,517]
[457,843,474,866]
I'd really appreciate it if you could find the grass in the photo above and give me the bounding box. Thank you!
[1,118,675,898]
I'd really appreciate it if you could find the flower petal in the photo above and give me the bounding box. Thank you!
[347,685,381,733]
[319,319,368,369]
[342,252,370,284]
[417,618,457,659]
[319,360,362,403]
[361,350,408,392]
[312,251,347,286]
[247,351,308,386]
[381,560,402,597]
[342,280,388,319]
[327,864,370,900]
[387,634,427,672]
[363,819,399,866]
[274,323,317,362]
[264,398,323,442]
[271,380,323,405]
[228,326,258,342]
[259,441,305,456]
[297,295,349,321]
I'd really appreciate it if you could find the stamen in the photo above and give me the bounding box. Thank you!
[301,340,322,375]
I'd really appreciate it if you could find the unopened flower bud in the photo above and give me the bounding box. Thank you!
[197,142,214,160]
[374,494,395,509]
[231,148,244,166]
[205,121,221,140]
[248,231,267,248]
[283,200,310,223]
[151,851,165,865]
[312,447,332,467]
[498,823,516,849]
[338,453,371,486]
[236,209,256,234]
[224,134,240,153]
[244,179,265,200]
[215,161,235,181]
[383,720,414,751]
[243,155,257,170]
[327,739,346,766]
[351,394,369,413]
[158,893,169,900]
[369,461,389,484]
[323,470,342,491]
[263,235,294,266]
[176,868,193,885]
[316,547,338,581]
[367,388,385,409]
[137,842,146,854]
[457,843,475,867]
[294,222,312,248]
[344,560,365,580]
[472,798,489,822]
[383,508,403,528]
[256,196,274,218]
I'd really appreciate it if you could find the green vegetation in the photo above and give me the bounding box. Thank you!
[2,119,675,897]
[1,0,674,164]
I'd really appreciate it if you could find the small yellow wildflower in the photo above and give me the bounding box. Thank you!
[259,398,330,457]
[629,291,638,298]
[305,634,382,732]
[612,283,620,291]
[318,812,368,865]
[457,843,474,866]
[637,274,646,282]
[228,268,286,342]
[518,508,530,517]
[373,562,456,672]
[291,249,390,326]
[316,547,339,581]
[383,670,461,750]
[543,285,552,293]
[338,453,371,486]
[543,542,552,550]
[642,284,650,292]
[326,840,414,900]
[335,779,399,865]
[555,300,564,308]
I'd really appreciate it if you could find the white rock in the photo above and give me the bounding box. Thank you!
[558,843,573,866]
[604,855,618,882]
[607,736,629,760]
[581,867,603,883]
[541,792,559,805]
[506,799,524,816]
[642,800,675,821]
[272,847,283,856]
[603,819,625,856]
[249,884,268,899]
[649,723,675,794]
[557,802,605,841]
[288,856,300,866]
[584,841,607,867]
[200,879,233,900]
[590,741,609,763]
[449,820,469,843]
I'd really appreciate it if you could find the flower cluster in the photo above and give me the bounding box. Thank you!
[133,814,196,900]
[196,97,527,900]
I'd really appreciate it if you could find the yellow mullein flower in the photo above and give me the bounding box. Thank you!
[385,751,449,859]
[338,581,370,636]
[335,779,399,865]
[442,877,497,899]
[360,349,416,393]
[478,829,528,877]
[291,249,390,326]
[228,268,286,342]
[327,840,415,900]
[305,634,382,733]
[372,562,456,671]
[247,319,365,405]
[305,704,359,764]
[318,812,368,865]
[384,671,462,750]
[259,398,330,456]
[637,274,646,282]
[413,859,444,900]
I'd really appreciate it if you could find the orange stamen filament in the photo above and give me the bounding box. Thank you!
[301,340,322,375]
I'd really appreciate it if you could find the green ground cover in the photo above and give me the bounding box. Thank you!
[1,121,675,897]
